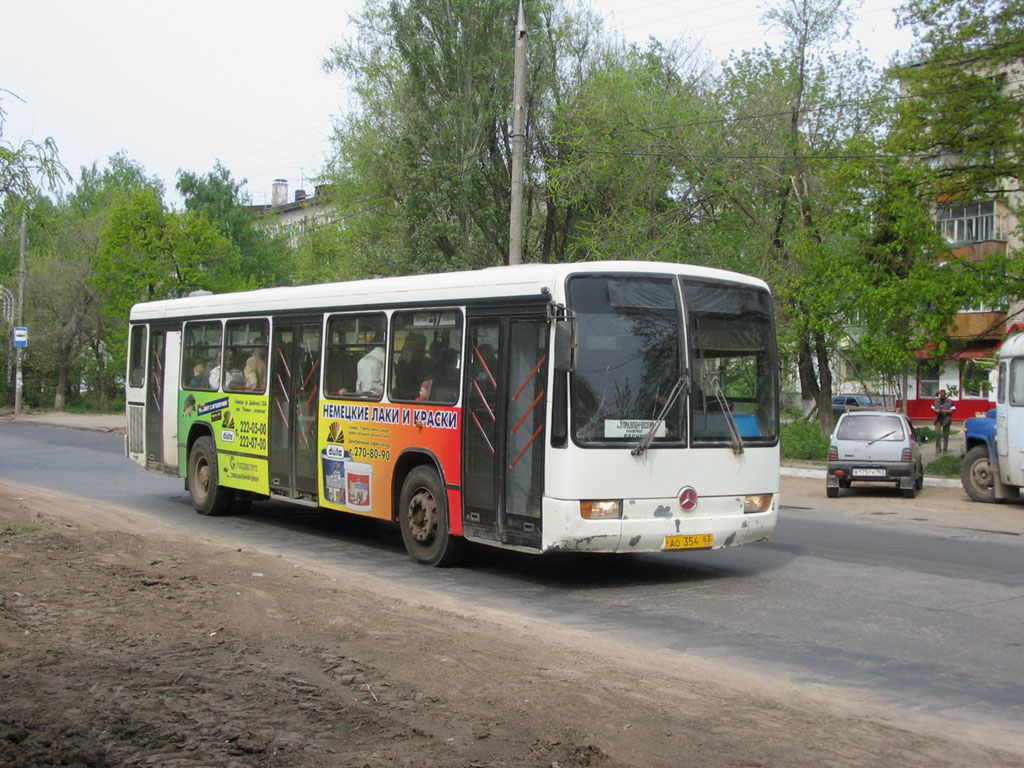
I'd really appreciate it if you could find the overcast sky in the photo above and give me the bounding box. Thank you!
[1,0,913,210]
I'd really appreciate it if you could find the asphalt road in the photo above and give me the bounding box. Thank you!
[2,420,1022,741]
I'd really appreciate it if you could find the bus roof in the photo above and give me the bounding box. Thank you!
[129,260,769,322]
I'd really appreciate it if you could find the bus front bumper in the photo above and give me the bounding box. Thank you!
[540,494,778,554]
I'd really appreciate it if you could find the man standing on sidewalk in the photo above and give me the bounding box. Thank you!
[932,389,956,453]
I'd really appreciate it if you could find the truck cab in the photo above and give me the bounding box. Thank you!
[960,333,1024,502]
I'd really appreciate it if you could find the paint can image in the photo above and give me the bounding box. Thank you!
[322,447,347,505]
[345,461,373,512]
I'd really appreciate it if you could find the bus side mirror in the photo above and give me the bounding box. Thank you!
[554,318,577,373]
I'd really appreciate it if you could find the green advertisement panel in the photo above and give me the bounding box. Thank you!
[179,391,270,494]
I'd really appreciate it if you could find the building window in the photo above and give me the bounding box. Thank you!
[918,362,940,399]
[936,201,1009,245]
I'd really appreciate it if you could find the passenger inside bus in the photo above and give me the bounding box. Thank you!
[356,346,385,395]
[416,378,433,401]
[243,342,267,391]
[393,333,427,399]
[188,363,207,389]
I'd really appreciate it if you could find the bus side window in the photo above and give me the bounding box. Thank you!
[224,319,269,393]
[325,313,386,399]
[128,325,147,388]
[182,320,222,391]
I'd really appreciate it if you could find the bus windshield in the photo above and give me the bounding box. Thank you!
[568,274,777,447]
[683,279,777,446]
[569,275,683,445]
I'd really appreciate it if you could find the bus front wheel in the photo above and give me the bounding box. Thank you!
[961,445,995,503]
[398,466,463,567]
[188,436,234,516]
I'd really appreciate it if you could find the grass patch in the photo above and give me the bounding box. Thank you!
[926,453,962,478]
[1,524,40,543]
[781,419,829,461]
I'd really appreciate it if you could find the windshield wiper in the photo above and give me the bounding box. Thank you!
[868,430,897,445]
[706,373,745,455]
[632,374,687,457]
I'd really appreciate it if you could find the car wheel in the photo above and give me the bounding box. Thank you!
[839,477,852,489]
[961,445,995,503]
[826,486,839,499]
[901,484,916,499]
[915,462,924,491]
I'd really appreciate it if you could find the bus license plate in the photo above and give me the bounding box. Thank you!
[852,468,885,477]
[664,533,714,550]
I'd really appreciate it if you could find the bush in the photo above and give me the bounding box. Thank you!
[927,453,961,477]
[781,419,830,461]
[916,425,935,444]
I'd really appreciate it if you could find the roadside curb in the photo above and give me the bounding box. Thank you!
[781,465,961,488]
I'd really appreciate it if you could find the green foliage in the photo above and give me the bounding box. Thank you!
[890,0,1024,205]
[927,453,961,477]
[781,418,830,461]
[916,425,935,443]
[321,0,527,275]
[177,163,294,287]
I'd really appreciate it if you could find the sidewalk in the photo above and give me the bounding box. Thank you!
[0,409,125,433]
[783,434,962,488]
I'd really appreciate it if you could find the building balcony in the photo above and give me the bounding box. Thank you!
[949,310,1006,339]
[950,239,1008,261]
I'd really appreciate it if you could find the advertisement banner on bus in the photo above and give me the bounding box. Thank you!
[179,391,270,493]
[318,400,461,518]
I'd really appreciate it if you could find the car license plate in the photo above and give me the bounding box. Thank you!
[852,468,886,477]
[664,533,714,550]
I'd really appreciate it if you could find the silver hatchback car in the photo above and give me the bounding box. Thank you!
[826,410,924,498]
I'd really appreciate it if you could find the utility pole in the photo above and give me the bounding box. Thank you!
[507,0,527,266]
[14,209,26,416]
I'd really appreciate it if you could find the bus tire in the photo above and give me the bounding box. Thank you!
[961,445,995,503]
[187,436,233,516]
[398,466,464,567]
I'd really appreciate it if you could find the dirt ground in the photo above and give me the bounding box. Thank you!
[2,478,1023,768]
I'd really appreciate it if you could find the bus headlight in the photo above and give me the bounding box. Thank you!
[743,494,773,514]
[580,500,622,519]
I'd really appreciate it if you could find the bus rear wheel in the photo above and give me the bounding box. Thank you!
[961,445,995,503]
[188,436,234,515]
[399,466,463,567]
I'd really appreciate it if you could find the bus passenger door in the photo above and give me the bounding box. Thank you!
[269,320,322,500]
[145,329,166,468]
[463,314,548,550]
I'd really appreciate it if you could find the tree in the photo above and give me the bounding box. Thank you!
[92,184,242,383]
[548,41,715,262]
[0,89,67,209]
[177,162,294,287]
[890,0,1024,204]
[320,0,608,276]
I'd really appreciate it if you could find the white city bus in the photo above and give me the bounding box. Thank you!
[126,261,780,565]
